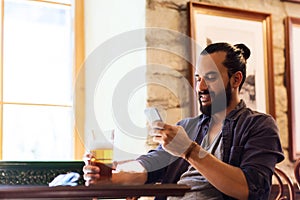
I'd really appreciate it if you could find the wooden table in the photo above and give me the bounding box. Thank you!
[0,184,190,199]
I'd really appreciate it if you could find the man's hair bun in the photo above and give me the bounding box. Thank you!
[234,43,251,60]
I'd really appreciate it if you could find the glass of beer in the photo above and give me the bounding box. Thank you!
[89,129,114,181]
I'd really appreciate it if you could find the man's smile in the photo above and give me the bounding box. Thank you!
[200,94,211,105]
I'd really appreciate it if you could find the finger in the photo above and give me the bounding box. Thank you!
[83,173,100,182]
[149,129,162,137]
[83,165,100,174]
[85,181,90,186]
[83,153,94,165]
[84,152,94,158]
[85,178,100,186]
[152,135,163,143]
[152,121,165,129]
[83,158,90,166]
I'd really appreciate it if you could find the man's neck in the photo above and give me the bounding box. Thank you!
[211,112,225,125]
[211,98,241,123]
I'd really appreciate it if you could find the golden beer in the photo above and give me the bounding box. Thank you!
[90,148,113,164]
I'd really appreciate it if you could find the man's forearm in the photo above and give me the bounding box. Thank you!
[186,145,249,200]
[111,171,147,184]
[111,160,147,184]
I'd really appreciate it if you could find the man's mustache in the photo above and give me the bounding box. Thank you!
[198,90,209,95]
[198,90,209,102]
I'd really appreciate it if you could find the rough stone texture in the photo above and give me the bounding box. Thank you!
[274,48,286,76]
[147,49,188,72]
[146,0,300,181]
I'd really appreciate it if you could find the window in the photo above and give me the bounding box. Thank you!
[0,0,83,161]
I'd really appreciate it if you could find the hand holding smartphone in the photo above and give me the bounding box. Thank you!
[144,107,164,130]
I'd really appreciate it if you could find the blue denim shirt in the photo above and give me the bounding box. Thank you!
[137,100,284,200]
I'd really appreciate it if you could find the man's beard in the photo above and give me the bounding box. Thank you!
[199,82,232,116]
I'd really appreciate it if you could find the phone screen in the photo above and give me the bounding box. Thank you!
[144,107,163,123]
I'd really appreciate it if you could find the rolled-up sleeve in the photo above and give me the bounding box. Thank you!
[235,115,284,199]
[137,145,177,184]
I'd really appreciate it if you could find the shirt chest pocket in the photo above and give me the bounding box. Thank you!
[229,146,244,166]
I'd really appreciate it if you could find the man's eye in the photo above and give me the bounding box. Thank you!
[204,74,217,81]
[195,73,218,82]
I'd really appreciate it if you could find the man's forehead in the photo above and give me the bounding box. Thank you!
[195,52,226,75]
[195,56,219,75]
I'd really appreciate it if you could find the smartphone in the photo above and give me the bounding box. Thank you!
[144,107,163,124]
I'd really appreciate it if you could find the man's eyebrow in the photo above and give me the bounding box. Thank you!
[194,71,218,77]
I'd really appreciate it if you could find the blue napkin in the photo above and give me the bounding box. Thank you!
[49,172,80,187]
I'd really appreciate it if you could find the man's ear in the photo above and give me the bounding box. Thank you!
[231,71,243,89]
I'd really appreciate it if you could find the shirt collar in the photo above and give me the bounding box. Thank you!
[198,100,247,122]
[226,100,247,120]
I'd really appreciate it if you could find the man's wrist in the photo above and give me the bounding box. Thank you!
[183,141,209,160]
[183,141,198,160]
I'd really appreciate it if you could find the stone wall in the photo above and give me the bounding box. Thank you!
[146,0,300,181]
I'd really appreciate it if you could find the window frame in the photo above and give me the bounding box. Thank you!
[0,0,85,160]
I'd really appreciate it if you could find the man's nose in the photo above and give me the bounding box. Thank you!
[197,77,208,91]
